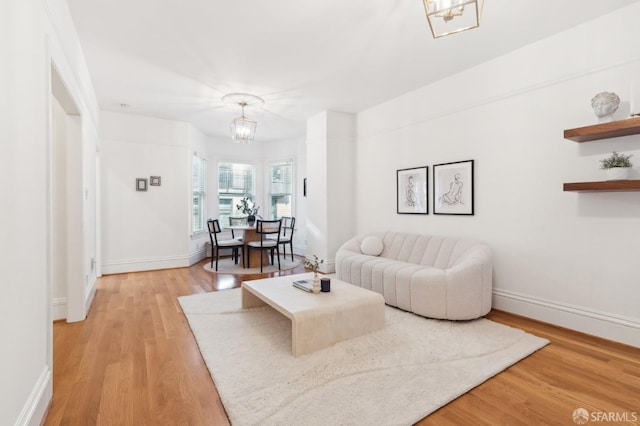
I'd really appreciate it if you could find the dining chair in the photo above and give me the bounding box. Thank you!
[246,219,282,272]
[207,219,245,271]
[228,216,248,241]
[276,216,295,261]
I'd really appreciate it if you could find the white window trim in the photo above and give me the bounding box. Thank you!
[266,158,294,220]
[191,152,207,235]
[217,160,257,226]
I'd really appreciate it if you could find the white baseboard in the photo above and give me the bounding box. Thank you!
[52,297,67,321]
[493,289,640,348]
[85,276,97,315]
[14,366,52,426]
[306,255,336,274]
[189,247,207,266]
[52,278,96,322]
[102,255,191,274]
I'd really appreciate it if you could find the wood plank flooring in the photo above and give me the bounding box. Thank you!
[44,258,640,425]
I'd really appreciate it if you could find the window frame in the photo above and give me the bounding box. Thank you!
[191,152,207,235]
[217,161,256,227]
[266,159,294,220]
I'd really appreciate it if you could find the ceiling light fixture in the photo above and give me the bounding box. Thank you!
[221,93,264,144]
[423,0,484,38]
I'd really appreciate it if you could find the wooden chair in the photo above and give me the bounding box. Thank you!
[246,219,281,272]
[207,219,245,271]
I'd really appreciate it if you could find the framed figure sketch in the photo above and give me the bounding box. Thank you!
[397,166,428,214]
[433,160,474,215]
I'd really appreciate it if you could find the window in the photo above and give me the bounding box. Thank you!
[267,160,293,219]
[192,153,206,233]
[218,162,255,226]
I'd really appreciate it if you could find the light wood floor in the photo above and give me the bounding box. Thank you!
[44,257,640,425]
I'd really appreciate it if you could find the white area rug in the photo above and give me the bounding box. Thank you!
[203,257,300,274]
[179,288,548,426]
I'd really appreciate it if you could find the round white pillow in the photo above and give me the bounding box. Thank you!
[360,236,384,256]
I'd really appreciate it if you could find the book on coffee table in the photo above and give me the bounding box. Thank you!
[292,279,313,292]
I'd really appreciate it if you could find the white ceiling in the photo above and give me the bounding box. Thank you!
[67,0,639,142]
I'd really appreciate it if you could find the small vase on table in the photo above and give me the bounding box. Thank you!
[312,273,321,294]
[304,255,324,295]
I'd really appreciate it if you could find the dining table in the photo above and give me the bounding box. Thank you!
[226,224,272,268]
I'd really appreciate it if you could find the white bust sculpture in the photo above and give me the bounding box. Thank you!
[591,92,620,123]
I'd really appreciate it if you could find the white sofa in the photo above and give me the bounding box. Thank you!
[335,231,492,320]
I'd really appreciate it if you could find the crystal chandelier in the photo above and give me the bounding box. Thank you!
[222,93,264,144]
[423,0,484,38]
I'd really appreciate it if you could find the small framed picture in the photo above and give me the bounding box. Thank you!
[397,166,428,214]
[136,178,148,192]
[150,176,161,186]
[433,160,474,215]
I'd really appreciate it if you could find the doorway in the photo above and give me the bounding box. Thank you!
[50,65,92,323]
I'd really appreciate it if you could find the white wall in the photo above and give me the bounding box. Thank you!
[0,0,99,424]
[262,137,308,255]
[356,4,640,347]
[101,111,192,273]
[306,111,356,272]
[100,114,307,272]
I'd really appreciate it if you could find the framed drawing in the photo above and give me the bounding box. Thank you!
[136,178,148,192]
[433,160,474,215]
[397,166,428,214]
[150,176,161,186]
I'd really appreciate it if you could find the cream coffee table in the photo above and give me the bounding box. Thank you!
[241,273,385,356]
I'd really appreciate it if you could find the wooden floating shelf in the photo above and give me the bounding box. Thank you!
[564,117,640,142]
[563,180,640,192]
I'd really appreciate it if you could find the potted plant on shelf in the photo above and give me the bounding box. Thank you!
[600,151,633,181]
[304,255,324,293]
[236,197,259,225]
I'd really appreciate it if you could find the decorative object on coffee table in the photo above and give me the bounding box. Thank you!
[304,255,324,294]
[321,278,331,292]
[600,151,633,180]
[591,91,620,123]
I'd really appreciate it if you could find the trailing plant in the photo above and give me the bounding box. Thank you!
[600,151,633,169]
[236,197,259,216]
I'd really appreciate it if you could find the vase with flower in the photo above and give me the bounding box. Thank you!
[236,197,260,225]
[304,255,324,294]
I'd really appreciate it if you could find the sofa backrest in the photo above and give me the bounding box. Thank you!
[357,231,483,269]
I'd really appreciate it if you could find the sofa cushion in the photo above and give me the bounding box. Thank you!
[361,236,384,256]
